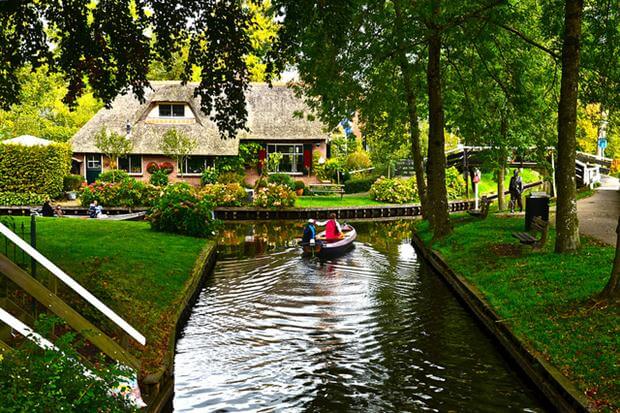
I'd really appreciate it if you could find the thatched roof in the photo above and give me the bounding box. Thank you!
[71,81,327,156]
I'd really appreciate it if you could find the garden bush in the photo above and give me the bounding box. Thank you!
[201,183,247,206]
[369,176,418,203]
[445,166,467,199]
[344,174,380,194]
[217,171,243,184]
[345,150,372,171]
[0,192,47,206]
[149,169,169,186]
[149,183,219,237]
[98,169,130,183]
[200,166,218,185]
[80,178,157,207]
[294,180,305,191]
[0,141,71,198]
[268,173,295,190]
[253,183,296,208]
[63,174,84,192]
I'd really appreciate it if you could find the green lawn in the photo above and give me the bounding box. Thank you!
[296,193,390,208]
[477,169,542,195]
[416,216,618,411]
[10,217,210,375]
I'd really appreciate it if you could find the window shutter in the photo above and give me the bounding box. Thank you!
[303,144,312,175]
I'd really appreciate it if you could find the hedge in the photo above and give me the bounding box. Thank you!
[344,174,380,194]
[0,142,71,199]
[0,192,48,206]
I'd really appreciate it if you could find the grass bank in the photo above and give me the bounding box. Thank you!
[11,217,211,376]
[295,193,389,208]
[416,215,618,411]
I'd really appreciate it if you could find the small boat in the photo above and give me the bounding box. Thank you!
[65,211,147,221]
[302,224,357,257]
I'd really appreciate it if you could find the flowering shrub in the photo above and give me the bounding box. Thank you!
[97,169,129,183]
[149,183,219,237]
[369,177,418,203]
[201,183,246,206]
[268,173,295,190]
[445,166,467,199]
[253,183,296,208]
[80,178,158,207]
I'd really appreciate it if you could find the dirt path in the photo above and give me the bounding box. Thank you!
[577,175,619,245]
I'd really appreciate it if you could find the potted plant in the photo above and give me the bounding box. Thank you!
[294,180,305,196]
[63,174,85,200]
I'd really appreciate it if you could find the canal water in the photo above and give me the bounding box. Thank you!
[174,221,546,412]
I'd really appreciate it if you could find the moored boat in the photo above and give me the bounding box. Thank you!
[302,224,356,257]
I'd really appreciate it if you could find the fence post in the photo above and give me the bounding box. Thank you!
[30,213,36,278]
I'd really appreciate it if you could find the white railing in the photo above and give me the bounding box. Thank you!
[0,223,146,346]
[0,307,56,351]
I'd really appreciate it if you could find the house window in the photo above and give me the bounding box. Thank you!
[118,155,143,174]
[180,156,213,175]
[267,144,304,173]
[86,155,101,169]
[158,104,185,118]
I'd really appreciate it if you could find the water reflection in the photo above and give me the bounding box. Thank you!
[175,220,545,412]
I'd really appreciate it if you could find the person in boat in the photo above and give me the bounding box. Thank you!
[302,218,318,244]
[88,200,106,218]
[323,213,344,241]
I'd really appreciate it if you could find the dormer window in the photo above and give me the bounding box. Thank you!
[159,104,185,118]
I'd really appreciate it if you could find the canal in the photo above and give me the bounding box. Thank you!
[174,220,546,412]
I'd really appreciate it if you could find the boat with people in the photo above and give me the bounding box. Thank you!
[300,216,357,257]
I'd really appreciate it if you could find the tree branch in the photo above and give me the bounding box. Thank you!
[483,18,560,60]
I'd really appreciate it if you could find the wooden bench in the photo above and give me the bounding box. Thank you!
[308,183,345,199]
[512,216,549,248]
[467,196,491,219]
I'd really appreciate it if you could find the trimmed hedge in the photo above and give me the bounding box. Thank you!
[0,192,47,206]
[344,174,380,194]
[0,142,71,199]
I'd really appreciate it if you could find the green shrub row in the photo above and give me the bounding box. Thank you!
[0,142,71,198]
[0,192,48,206]
[344,174,380,194]
[80,178,159,207]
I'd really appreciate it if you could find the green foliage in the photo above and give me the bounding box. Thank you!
[369,177,418,204]
[253,183,296,208]
[98,169,130,183]
[0,66,102,142]
[268,173,295,190]
[345,150,372,171]
[201,183,247,207]
[63,174,84,192]
[293,180,305,191]
[344,174,380,194]
[0,316,138,412]
[80,178,157,207]
[200,166,219,185]
[215,142,262,174]
[0,192,47,206]
[445,167,467,200]
[149,169,169,187]
[217,171,244,184]
[94,128,132,168]
[159,129,197,173]
[0,141,71,198]
[148,183,220,237]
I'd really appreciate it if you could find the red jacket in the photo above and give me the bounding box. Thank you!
[325,219,341,240]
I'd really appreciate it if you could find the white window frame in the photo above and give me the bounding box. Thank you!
[86,154,102,170]
[179,156,214,176]
[118,155,143,175]
[158,103,185,118]
[267,143,304,175]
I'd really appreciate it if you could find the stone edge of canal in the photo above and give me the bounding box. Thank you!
[140,241,218,413]
[410,231,591,413]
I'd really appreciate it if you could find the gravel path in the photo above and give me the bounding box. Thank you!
[577,175,619,246]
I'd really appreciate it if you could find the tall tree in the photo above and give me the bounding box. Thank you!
[554,0,584,252]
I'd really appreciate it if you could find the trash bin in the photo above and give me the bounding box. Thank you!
[525,192,549,230]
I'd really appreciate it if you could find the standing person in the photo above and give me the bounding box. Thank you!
[509,169,524,213]
[324,213,343,241]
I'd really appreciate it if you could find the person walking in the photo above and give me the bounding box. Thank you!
[509,169,524,213]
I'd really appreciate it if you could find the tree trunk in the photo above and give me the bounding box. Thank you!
[393,0,428,218]
[555,0,583,253]
[426,0,451,239]
[600,218,620,303]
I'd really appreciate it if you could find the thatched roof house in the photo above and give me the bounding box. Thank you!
[72,81,329,184]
